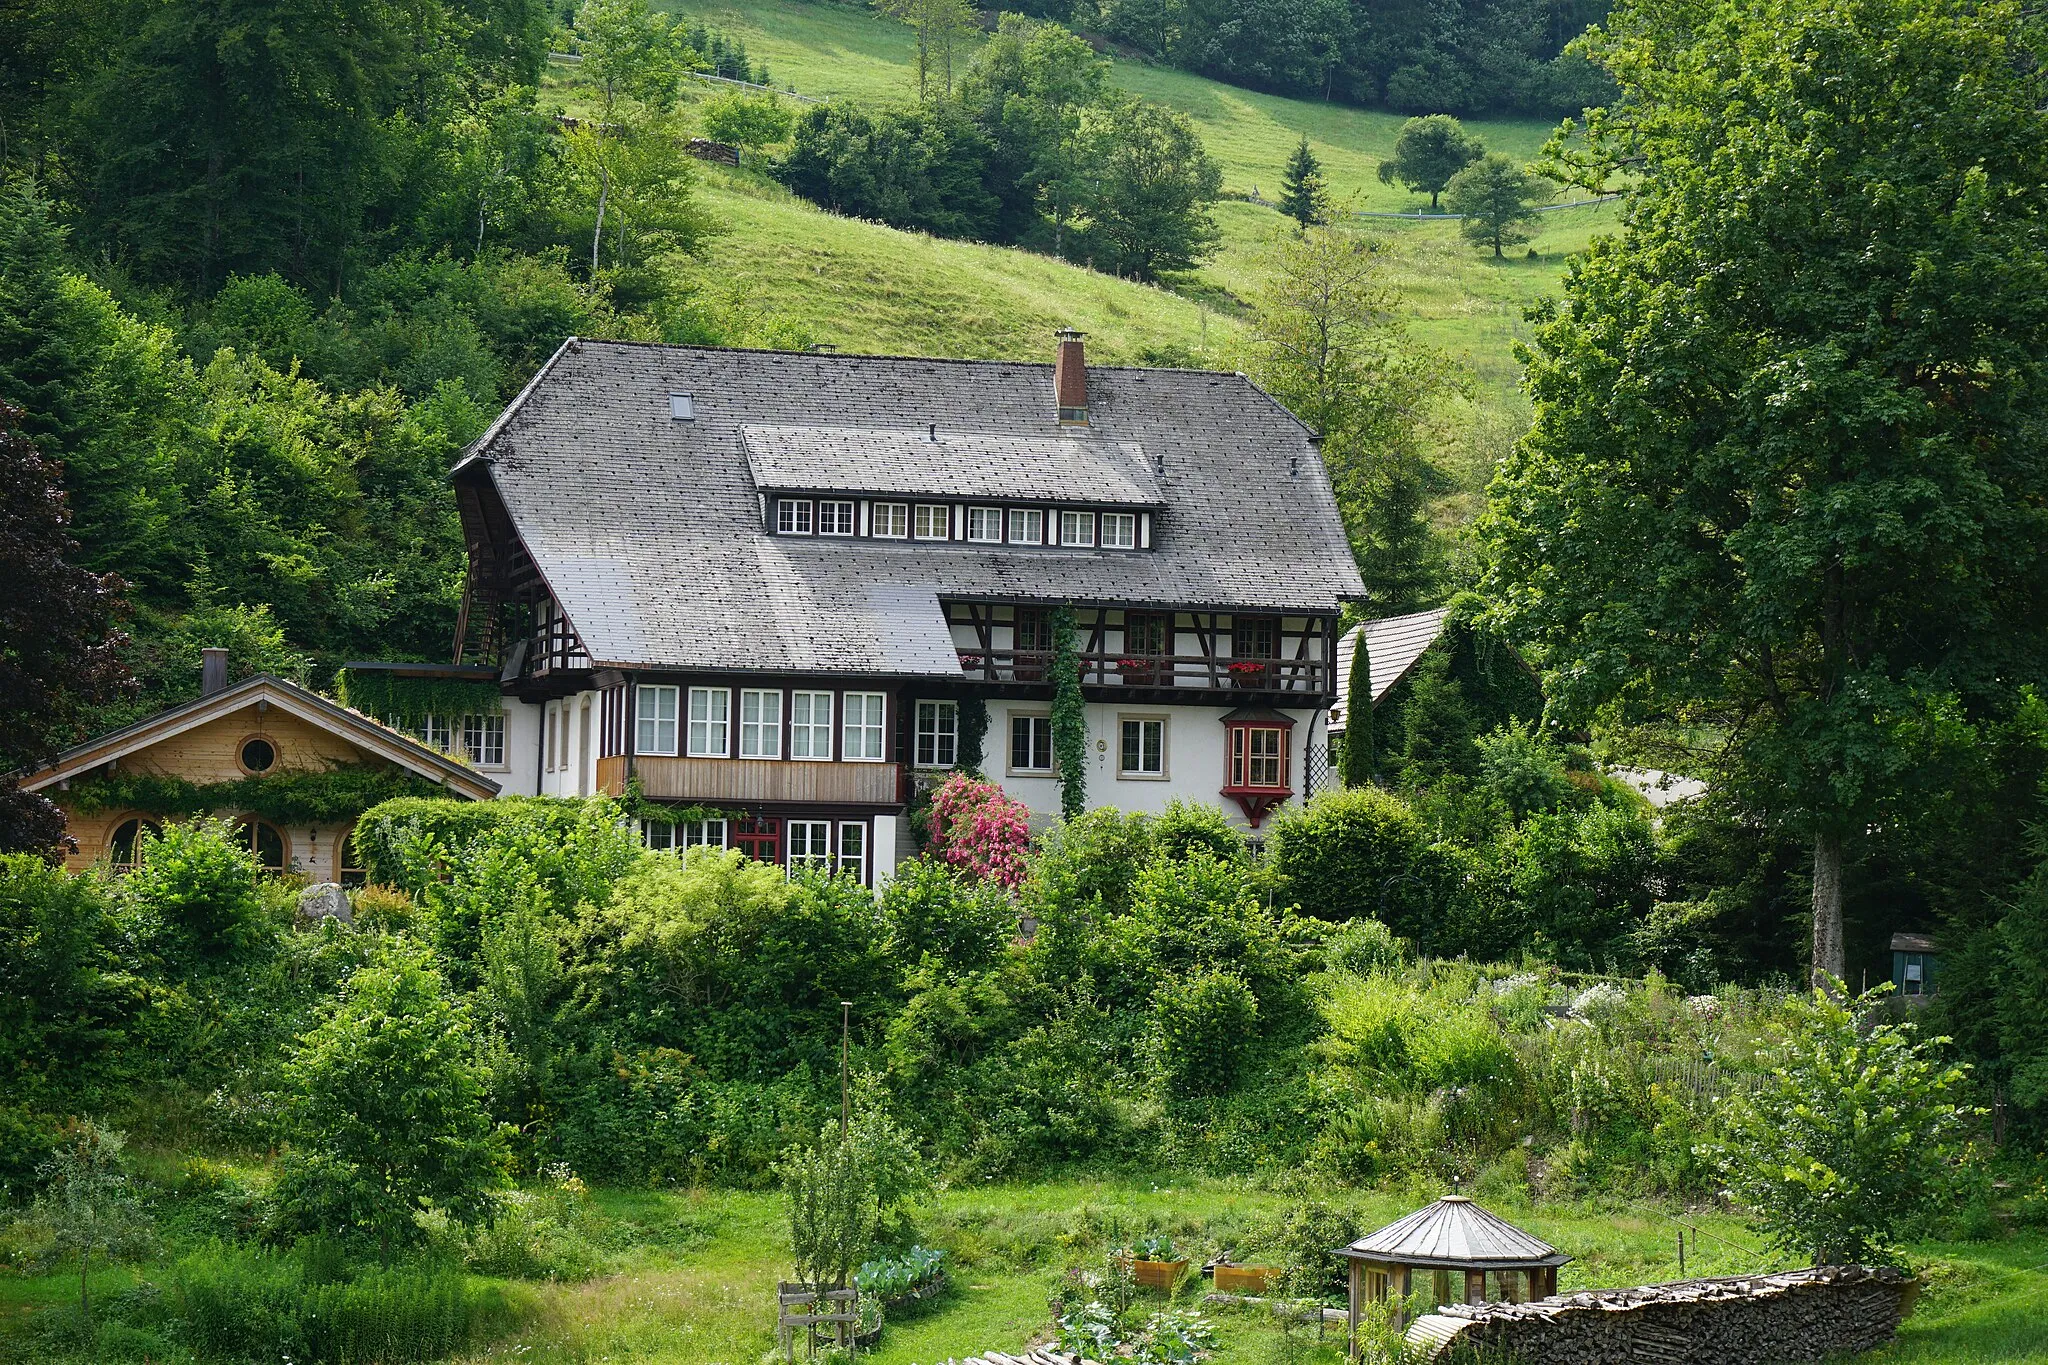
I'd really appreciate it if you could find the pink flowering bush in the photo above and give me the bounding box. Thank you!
[926,772,1031,888]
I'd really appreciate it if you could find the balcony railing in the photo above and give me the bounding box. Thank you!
[601,755,902,806]
[952,650,1329,694]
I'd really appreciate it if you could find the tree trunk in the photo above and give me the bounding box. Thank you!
[1812,828,1845,990]
[591,158,611,275]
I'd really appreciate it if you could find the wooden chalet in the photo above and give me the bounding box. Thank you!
[21,650,501,880]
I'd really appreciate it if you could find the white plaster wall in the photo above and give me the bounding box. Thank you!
[501,697,543,796]
[985,699,1321,829]
[535,690,599,798]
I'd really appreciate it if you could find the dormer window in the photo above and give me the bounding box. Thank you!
[1058,510,1096,547]
[818,500,856,535]
[1102,512,1137,549]
[1009,508,1044,544]
[777,499,813,534]
[966,507,1003,543]
[914,505,950,540]
[874,502,909,538]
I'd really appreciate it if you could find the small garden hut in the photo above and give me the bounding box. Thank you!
[1336,1195,1571,1348]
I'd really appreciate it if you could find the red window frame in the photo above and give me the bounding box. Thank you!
[734,816,782,864]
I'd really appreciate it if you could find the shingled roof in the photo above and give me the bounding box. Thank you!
[456,340,1364,677]
[741,425,1163,506]
[1328,607,1451,733]
[1337,1196,1571,1271]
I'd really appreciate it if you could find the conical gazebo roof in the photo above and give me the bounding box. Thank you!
[1336,1196,1571,1271]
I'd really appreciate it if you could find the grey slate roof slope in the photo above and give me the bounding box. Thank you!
[1328,607,1451,732]
[461,340,1364,676]
[1338,1196,1571,1270]
[743,425,1162,506]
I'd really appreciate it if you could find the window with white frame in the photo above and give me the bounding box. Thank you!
[843,692,886,760]
[966,507,1003,542]
[462,712,506,767]
[555,701,570,771]
[788,820,832,872]
[790,690,834,758]
[684,819,728,849]
[837,822,867,883]
[915,700,958,768]
[1058,510,1096,546]
[914,504,950,540]
[1119,717,1165,777]
[776,499,814,534]
[636,684,680,755]
[1009,713,1053,772]
[1008,508,1044,545]
[818,500,856,535]
[416,714,452,752]
[739,688,783,758]
[643,819,679,851]
[542,704,555,771]
[688,687,730,756]
[873,502,909,538]
[1101,512,1137,549]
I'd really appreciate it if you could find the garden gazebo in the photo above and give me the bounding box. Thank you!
[1336,1195,1571,1350]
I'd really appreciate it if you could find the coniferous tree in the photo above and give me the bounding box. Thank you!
[1342,634,1373,786]
[1278,135,1330,228]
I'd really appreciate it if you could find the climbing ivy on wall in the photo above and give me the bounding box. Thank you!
[65,767,447,825]
[957,697,989,773]
[1050,607,1088,819]
[334,669,504,726]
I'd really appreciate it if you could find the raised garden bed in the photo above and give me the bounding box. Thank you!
[1214,1264,1278,1295]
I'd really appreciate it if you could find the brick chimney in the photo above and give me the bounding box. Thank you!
[201,647,230,697]
[1054,328,1088,425]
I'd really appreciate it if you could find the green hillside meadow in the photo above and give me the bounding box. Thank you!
[599,0,1622,515]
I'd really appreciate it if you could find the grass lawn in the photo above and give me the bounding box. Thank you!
[2,1173,2042,1362]
[627,0,1625,515]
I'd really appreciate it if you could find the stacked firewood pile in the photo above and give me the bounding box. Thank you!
[1405,1265,1917,1364]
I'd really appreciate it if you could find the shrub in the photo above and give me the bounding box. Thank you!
[1714,984,1981,1265]
[271,945,506,1253]
[1267,787,1434,929]
[882,857,1013,973]
[1321,918,1404,976]
[1473,719,1574,819]
[1149,800,1246,865]
[0,857,124,1116]
[120,818,270,969]
[1153,970,1258,1097]
[927,773,1032,887]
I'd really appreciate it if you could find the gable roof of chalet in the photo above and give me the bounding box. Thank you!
[1327,607,1452,733]
[19,674,503,801]
[454,339,1365,678]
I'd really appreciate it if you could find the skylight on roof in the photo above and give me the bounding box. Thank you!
[670,394,695,421]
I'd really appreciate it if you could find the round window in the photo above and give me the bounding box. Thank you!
[239,736,277,774]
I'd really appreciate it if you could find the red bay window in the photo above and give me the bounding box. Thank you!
[1220,707,1294,827]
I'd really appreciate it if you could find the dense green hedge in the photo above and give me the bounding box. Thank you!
[1374,592,1544,781]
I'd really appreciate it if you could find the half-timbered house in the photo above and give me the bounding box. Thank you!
[445,331,1364,880]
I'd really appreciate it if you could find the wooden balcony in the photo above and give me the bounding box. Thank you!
[951,650,1330,695]
[600,755,902,806]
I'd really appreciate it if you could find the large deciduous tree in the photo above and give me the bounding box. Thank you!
[1249,227,1452,612]
[0,401,130,854]
[1481,0,2048,986]
[1375,114,1483,209]
[1075,98,1222,282]
[1444,153,1545,257]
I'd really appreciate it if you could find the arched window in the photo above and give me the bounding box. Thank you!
[238,818,289,873]
[108,817,162,872]
[338,825,366,888]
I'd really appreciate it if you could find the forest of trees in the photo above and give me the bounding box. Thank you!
[779,17,1224,279]
[968,0,1617,116]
